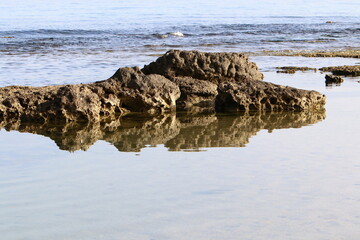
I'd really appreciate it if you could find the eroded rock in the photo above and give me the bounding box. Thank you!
[320,65,360,76]
[216,80,326,112]
[172,77,218,112]
[0,67,180,122]
[142,50,264,84]
[0,50,326,123]
[107,67,180,113]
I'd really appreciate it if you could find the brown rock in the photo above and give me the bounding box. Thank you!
[0,50,326,123]
[276,66,317,74]
[0,67,180,122]
[325,74,344,85]
[172,77,218,112]
[216,80,326,112]
[142,50,264,84]
[107,67,180,113]
[320,65,360,76]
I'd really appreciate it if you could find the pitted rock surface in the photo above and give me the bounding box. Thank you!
[172,77,218,112]
[0,50,326,123]
[216,80,326,112]
[142,50,264,84]
[0,67,180,122]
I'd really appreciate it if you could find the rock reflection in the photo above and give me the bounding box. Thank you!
[0,111,326,152]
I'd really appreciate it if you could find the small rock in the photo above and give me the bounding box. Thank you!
[325,74,344,85]
[276,66,317,74]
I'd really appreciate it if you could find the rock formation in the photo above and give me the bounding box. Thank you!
[216,80,325,112]
[0,50,326,123]
[320,65,360,76]
[276,66,317,74]
[0,67,180,122]
[142,50,264,84]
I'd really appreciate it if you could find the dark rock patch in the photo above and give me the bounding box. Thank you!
[320,65,360,76]
[325,74,344,86]
[276,66,317,74]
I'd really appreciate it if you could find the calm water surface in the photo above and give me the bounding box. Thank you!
[1,0,360,239]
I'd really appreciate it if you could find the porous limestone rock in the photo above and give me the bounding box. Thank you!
[0,50,326,123]
[142,50,264,84]
[107,67,180,113]
[0,67,180,122]
[172,76,218,112]
[216,80,326,112]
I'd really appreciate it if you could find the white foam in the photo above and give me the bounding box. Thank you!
[169,31,184,37]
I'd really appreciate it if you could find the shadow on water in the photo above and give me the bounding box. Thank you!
[0,111,326,152]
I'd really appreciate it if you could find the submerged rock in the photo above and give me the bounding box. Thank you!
[142,50,264,84]
[0,50,326,122]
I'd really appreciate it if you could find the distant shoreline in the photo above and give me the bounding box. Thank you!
[253,49,360,58]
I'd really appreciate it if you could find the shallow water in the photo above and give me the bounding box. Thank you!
[2,0,360,239]
[1,59,360,239]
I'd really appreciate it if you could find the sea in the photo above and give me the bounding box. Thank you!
[1,0,360,239]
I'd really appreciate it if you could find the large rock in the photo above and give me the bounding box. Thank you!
[142,50,264,84]
[216,80,326,112]
[0,67,180,122]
